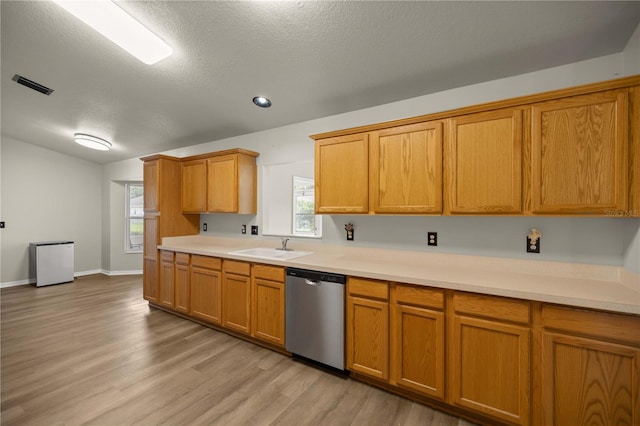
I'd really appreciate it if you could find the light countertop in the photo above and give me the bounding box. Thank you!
[159,235,640,315]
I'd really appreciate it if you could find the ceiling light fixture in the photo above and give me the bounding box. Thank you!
[74,133,112,151]
[51,0,173,65]
[253,96,272,108]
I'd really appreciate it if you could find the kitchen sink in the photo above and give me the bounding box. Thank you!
[229,247,313,261]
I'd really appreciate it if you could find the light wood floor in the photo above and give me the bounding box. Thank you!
[1,274,476,426]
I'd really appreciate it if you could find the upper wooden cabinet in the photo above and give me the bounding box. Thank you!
[181,159,207,213]
[370,122,443,214]
[315,133,370,214]
[312,76,640,217]
[446,108,524,214]
[181,149,259,214]
[315,121,444,214]
[531,89,628,214]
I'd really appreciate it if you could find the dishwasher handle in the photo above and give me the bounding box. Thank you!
[304,278,320,286]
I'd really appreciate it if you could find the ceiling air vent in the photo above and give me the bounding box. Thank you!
[12,74,54,96]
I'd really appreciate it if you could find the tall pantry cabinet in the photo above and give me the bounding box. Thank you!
[141,155,199,303]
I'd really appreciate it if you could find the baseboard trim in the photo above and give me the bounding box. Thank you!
[1,269,142,288]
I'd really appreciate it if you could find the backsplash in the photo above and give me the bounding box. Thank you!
[200,213,639,271]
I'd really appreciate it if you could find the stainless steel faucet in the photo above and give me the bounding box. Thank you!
[277,237,292,251]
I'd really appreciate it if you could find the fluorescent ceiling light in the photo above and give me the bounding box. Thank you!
[52,0,173,65]
[75,133,112,151]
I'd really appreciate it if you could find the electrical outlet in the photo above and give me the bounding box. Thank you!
[203,223,207,232]
[251,225,259,235]
[527,237,540,253]
[427,232,437,246]
[241,224,247,234]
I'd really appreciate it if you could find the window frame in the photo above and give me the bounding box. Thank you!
[125,182,144,254]
[291,176,322,238]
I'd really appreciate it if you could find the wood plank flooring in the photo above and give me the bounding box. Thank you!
[1,274,475,426]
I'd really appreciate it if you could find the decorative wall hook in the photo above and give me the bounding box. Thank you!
[345,223,354,241]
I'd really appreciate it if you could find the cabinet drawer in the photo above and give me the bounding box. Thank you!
[161,250,174,262]
[253,264,285,282]
[394,284,444,310]
[453,292,530,325]
[542,304,640,346]
[348,277,389,300]
[175,252,190,265]
[191,255,221,270]
[224,259,251,276]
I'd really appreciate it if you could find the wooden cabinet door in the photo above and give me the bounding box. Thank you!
[207,155,238,213]
[174,257,190,314]
[159,251,175,309]
[251,277,285,346]
[531,90,628,213]
[542,332,640,426]
[346,295,389,380]
[190,266,222,325]
[446,108,524,213]
[391,303,445,399]
[370,122,443,213]
[182,159,207,213]
[143,258,158,303]
[223,271,251,334]
[450,315,530,425]
[315,133,369,213]
[143,160,159,212]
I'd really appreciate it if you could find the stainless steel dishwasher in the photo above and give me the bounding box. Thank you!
[285,267,346,371]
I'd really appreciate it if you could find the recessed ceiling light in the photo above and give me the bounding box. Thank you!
[52,0,173,65]
[253,96,272,108]
[74,133,112,151]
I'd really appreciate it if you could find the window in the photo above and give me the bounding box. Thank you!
[292,176,321,237]
[126,183,144,253]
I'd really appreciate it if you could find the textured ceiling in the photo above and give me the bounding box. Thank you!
[2,1,639,164]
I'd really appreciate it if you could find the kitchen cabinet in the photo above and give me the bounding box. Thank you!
[346,277,389,380]
[449,292,531,425]
[315,133,369,213]
[370,122,443,214]
[180,149,259,214]
[222,260,252,334]
[159,250,175,309]
[190,255,222,325]
[142,215,159,302]
[390,284,445,400]
[539,305,640,425]
[181,159,207,213]
[141,155,199,304]
[531,89,628,214]
[445,107,524,214]
[251,264,286,347]
[174,253,190,314]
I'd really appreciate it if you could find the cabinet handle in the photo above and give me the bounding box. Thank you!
[305,279,320,287]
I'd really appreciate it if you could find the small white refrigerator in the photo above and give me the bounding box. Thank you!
[29,241,74,287]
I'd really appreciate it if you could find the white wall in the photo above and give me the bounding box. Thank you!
[102,158,144,275]
[4,44,637,284]
[0,137,103,284]
[153,52,638,272]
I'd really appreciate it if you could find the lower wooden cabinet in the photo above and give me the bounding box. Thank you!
[251,264,286,347]
[346,277,390,380]
[540,305,640,426]
[390,284,445,400]
[222,260,251,334]
[190,255,222,325]
[159,251,175,309]
[143,258,158,303]
[174,253,190,314]
[449,293,531,425]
